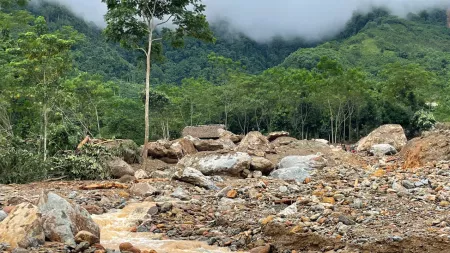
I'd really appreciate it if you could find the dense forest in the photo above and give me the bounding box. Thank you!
[0,0,448,183]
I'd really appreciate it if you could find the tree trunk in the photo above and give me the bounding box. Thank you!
[142,27,153,165]
[95,105,101,138]
[43,103,48,162]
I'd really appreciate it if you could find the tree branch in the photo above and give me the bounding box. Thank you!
[156,14,173,27]
[152,37,162,42]
[137,47,148,56]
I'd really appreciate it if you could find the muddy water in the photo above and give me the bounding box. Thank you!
[92,201,245,253]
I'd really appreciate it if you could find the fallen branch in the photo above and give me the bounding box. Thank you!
[79,182,129,190]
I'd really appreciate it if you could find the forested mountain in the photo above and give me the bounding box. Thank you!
[1,0,449,183]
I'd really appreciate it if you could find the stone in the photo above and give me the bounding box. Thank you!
[68,191,77,199]
[279,186,288,193]
[119,175,136,183]
[249,244,271,253]
[253,171,263,178]
[108,158,135,178]
[402,180,416,189]
[226,189,238,199]
[134,169,149,180]
[37,192,100,246]
[314,139,329,145]
[74,241,90,252]
[272,137,298,146]
[82,205,104,215]
[0,203,45,249]
[218,129,242,143]
[75,231,100,245]
[0,210,7,222]
[170,187,190,200]
[182,125,226,139]
[278,203,297,217]
[178,152,251,176]
[339,215,356,225]
[236,131,272,154]
[173,167,218,190]
[3,206,15,214]
[250,157,275,175]
[119,242,133,251]
[7,197,30,206]
[267,131,290,142]
[147,138,197,162]
[129,183,158,197]
[193,139,224,151]
[369,144,397,156]
[218,198,245,211]
[357,124,407,152]
[270,155,326,182]
[158,202,173,213]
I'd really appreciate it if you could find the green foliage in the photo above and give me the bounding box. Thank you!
[51,145,112,180]
[413,109,436,132]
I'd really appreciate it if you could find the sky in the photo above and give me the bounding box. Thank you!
[43,0,450,42]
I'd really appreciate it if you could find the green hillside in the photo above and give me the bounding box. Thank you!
[282,10,450,77]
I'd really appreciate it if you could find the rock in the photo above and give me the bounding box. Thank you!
[226,189,238,199]
[129,183,157,197]
[134,169,149,180]
[158,202,173,213]
[182,124,226,139]
[314,139,329,145]
[119,175,136,183]
[338,215,356,225]
[119,242,133,251]
[252,171,263,178]
[74,241,90,252]
[270,167,310,183]
[68,191,77,199]
[0,210,7,222]
[249,244,271,253]
[392,181,408,194]
[96,139,140,164]
[6,197,30,206]
[3,206,15,214]
[193,139,224,151]
[236,131,272,155]
[82,205,104,215]
[173,167,218,190]
[108,158,135,178]
[170,187,190,200]
[218,198,245,211]
[369,144,397,156]
[74,231,100,245]
[37,192,100,246]
[267,131,290,141]
[0,203,45,249]
[402,180,416,189]
[357,124,407,152]
[279,186,288,193]
[250,157,275,175]
[146,138,197,162]
[178,152,251,176]
[278,203,297,217]
[270,155,326,182]
[271,137,298,146]
[218,129,242,143]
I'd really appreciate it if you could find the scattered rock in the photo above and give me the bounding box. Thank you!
[250,157,275,174]
[0,203,45,249]
[173,167,218,190]
[74,231,100,245]
[170,187,190,200]
[369,144,397,156]
[178,152,251,176]
[182,125,225,139]
[267,131,290,142]
[226,189,238,199]
[108,158,135,178]
[134,169,149,180]
[278,203,297,217]
[270,155,326,182]
[129,183,158,197]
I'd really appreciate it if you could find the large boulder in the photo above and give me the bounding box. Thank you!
[357,124,407,152]
[267,131,290,142]
[182,125,226,139]
[173,167,218,190]
[0,203,45,249]
[218,129,242,143]
[193,139,224,151]
[94,139,140,164]
[178,152,251,176]
[369,144,397,156]
[108,158,135,178]
[250,157,275,175]
[37,192,100,246]
[236,131,274,156]
[147,138,197,163]
[129,182,158,197]
[270,155,327,182]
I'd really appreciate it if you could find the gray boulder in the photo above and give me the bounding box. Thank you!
[250,157,275,175]
[173,167,218,190]
[178,152,251,176]
[37,192,100,246]
[108,158,135,178]
[129,183,158,197]
[0,210,7,222]
[270,155,326,182]
[369,144,397,156]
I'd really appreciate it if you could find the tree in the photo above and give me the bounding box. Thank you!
[102,0,215,162]
[7,16,80,161]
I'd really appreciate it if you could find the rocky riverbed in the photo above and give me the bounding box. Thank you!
[2,125,450,253]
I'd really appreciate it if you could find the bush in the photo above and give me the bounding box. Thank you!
[0,142,49,184]
[50,144,112,180]
[412,109,436,132]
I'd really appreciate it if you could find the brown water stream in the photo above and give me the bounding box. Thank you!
[92,201,246,253]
